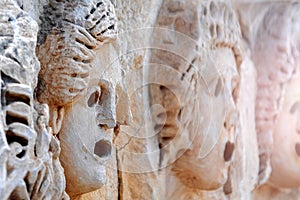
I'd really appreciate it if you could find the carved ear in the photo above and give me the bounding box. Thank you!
[49,106,65,135]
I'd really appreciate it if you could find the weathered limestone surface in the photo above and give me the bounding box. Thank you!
[148,1,258,199]
[0,0,299,200]
[0,0,67,199]
[236,1,300,199]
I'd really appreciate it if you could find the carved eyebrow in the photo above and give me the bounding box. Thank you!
[290,101,300,114]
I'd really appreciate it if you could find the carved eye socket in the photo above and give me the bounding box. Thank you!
[88,90,100,107]
[290,101,300,114]
[98,85,108,106]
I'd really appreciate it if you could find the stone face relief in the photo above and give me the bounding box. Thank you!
[2,0,300,199]
[0,0,66,199]
[149,0,242,195]
[35,0,128,197]
[270,73,300,187]
[253,3,300,188]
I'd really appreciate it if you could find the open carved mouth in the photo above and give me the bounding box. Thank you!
[94,139,112,159]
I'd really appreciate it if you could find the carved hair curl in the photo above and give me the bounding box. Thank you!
[36,0,117,106]
[254,3,300,183]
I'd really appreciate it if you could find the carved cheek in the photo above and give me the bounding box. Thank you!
[64,99,97,150]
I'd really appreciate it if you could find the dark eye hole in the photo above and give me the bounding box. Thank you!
[290,101,300,114]
[88,90,100,107]
[98,85,108,106]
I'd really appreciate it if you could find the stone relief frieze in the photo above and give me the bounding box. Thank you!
[251,2,300,188]
[35,0,124,197]
[0,0,299,199]
[149,0,243,198]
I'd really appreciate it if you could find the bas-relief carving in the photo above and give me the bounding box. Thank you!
[0,0,66,199]
[251,3,300,188]
[36,0,131,198]
[1,0,300,199]
[235,1,300,199]
[149,0,242,198]
[0,0,130,198]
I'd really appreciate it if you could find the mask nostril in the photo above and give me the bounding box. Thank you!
[94,140,112,158]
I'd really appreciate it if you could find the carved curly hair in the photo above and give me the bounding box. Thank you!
[253,2,300,184]
[36,0,117,106]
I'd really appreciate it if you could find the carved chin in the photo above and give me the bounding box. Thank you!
[59,131,110,197]
[172,149,227,190]
[268,144,300,188]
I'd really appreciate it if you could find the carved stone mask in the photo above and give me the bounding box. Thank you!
[56,43,132,196]
[252,3,300,187]
[269,73,300,188]
[34,0,133,196]
[172,47,238,190]
[150,0,240,191]
[58,78,116,196]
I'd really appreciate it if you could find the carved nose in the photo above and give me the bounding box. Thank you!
[96,80,117,129]
[97,113,116,129]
